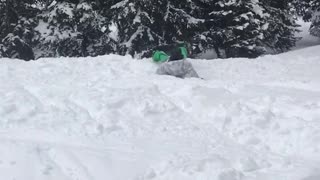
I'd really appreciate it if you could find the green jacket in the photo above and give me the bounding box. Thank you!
[152,51,169,63]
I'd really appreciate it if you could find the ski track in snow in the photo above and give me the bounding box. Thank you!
[0,47,320,180]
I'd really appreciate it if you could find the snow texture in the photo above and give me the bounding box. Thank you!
[156,60,199,78]
[0,44,320,179]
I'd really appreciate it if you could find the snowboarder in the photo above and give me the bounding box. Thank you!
[152,43,199,78]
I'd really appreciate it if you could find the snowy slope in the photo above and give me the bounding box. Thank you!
[1,46,320,180]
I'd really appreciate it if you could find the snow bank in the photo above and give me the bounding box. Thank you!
[0,46,320,180]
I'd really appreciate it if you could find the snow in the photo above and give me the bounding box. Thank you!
[109,22,119,41]
[76,2,92,11]
[1,44,320,179]
[111,0,129,9]
[164,2,171,21]
[133,11,142,24]
[250,0,268,18]
[34,20,51,38]
[123,26,144,47]
[56,2,74,18]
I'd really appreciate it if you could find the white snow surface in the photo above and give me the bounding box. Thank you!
[1,46,320,180]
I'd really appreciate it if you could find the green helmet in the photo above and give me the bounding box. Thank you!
[152,50,169,63]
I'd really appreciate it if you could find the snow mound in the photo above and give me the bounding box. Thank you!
[0,46,320,180]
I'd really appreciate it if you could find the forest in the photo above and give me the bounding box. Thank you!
[0,0,319,60]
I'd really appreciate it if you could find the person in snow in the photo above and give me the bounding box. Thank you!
[152,42,199,78]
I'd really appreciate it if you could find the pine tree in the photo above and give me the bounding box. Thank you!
[0,0,39,60]
[0,0,6,57]
[35,1,78,57]
[198,0,299,58]
[308,0,320,37]
[108,0,204,57]
[293,0,320,38]
[292,0,314,21]
[0,0,306,60]
[310,16,320,37]
[35,0,116,58]
[166,0,205,56]
[261,0,300,53]
[189,0,224,58]
[199,0,269,58]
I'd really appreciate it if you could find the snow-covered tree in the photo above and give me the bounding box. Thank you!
[34,0,116,58]
[0,0,39,60]
[0,0,305,60]
[0,0,6,58]
[34,1,78,57]
[308,1,320,37]
[310,14,320,37]
[198,0,299,58]
[199,0,269,58]
[108,0,204,57]
[292,0,310,20]
[261,0,300,53]
[293,0,320,38]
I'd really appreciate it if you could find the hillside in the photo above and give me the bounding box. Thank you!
[0,45,320,180]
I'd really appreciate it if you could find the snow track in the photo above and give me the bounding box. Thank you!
[0,47,320,180]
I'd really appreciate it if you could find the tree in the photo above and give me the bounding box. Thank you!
[198,0,300,58]
[34,0,116,58]
[308,1,320,37]
[199,0,270,58]
[261,0,300,53]
[0,0,39,60]
[292,0,314,21]
[293,0,320,38]
[108,0,204,57]
[0,0,306,60]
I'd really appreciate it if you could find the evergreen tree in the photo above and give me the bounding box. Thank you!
[292,0,314,21]
[108,0,204,57]
[0,0,39,60]
[35,0,116,58]
[189,0,224,58]
[198,0,299,58]
[310,15,320,37]
[0,0,307,60]
[308,0,320,37]
[199,0,269,58]
[293,0,320,38]
[261,0,300,53]
[0,0,6,57]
